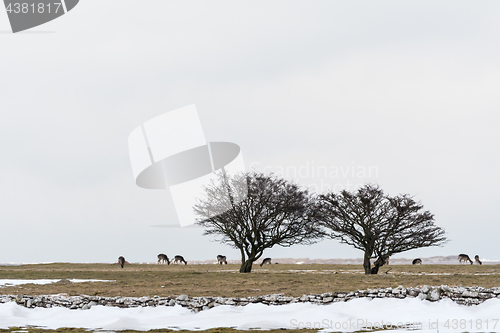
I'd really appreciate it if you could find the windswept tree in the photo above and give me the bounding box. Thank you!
[318,184,447,274]
[194,172,323,273]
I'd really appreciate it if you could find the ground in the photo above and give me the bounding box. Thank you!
[1,262,499,298]
[1,329,319,333]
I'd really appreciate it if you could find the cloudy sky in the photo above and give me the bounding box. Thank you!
[1,1,499,263]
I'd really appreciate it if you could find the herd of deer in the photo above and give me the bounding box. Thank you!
[410,254,482,265]
[458,254,482,265]
[117,254,482,268]
[117,255,274,268]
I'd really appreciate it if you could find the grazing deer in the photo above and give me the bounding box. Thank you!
[458,254,473,265]
[118,256,126,268]
[173,255,187,265]
[260,258,272,267]
[157,253,170,265]
[474,255,482,265]
[217,255,227,265]
[412,258,422,265]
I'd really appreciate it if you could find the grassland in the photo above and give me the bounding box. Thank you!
[1,262,499,298]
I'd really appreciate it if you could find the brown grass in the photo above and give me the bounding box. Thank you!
[0,263,499,298]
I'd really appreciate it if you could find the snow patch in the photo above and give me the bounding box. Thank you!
[0,279,114,287]
[0,297,500,331]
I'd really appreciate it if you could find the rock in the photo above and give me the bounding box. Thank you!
[407,290,419,297]
[0,285,495,310]
[277,296,294,302]
[264,294,279,302]
[428,288,441,301]
[391,289,401,295]
[462,290,479,298]
[123,298,134,305]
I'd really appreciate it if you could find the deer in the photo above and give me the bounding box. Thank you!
[173,255,187,265]
[157,254,170,265]
[118,256,126,268]
[474,255,482,265]
[260,258,272,267]
[412,258,422,265]
[458,254,473,265]
[217,255,227,265]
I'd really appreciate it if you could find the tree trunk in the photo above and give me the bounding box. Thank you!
[240,249,246,266]
[239,259,254,273]
[363,255,371,274]
[370,257,385,275]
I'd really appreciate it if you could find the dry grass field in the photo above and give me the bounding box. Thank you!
[1,262,499,298]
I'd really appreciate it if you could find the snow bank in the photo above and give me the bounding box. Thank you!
[1,297,500,332]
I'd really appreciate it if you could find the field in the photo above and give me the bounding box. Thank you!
[1,263,499,298]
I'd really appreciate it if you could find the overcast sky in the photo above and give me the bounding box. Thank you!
[1,1,499,263]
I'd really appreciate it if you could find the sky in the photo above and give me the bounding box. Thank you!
[1,1,499,263]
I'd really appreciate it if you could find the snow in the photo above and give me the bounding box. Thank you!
[66,279,114,283]
[0,279,114,287]
[1,297,500,332]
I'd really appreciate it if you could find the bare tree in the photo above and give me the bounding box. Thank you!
[318,184,447,274]
[195,172,322,273]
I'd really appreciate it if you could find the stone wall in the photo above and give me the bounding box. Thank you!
[2,285,499,312]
